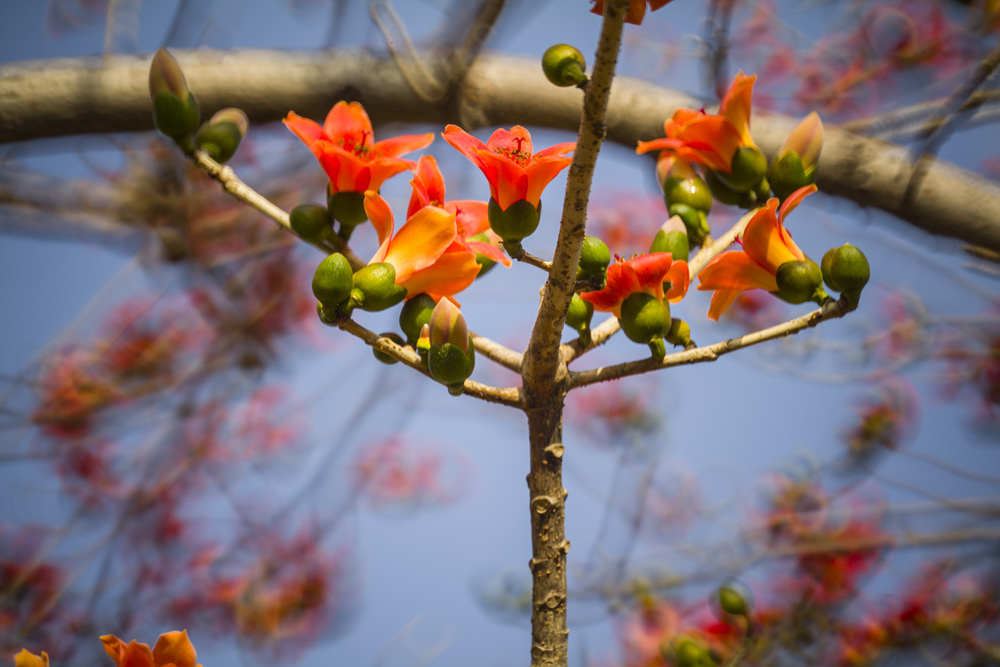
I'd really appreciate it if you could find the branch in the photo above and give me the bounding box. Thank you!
[2,51,999,252]
[568,296,854,390]
[335,317,523,408]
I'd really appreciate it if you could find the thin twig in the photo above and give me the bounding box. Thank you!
[568,296,854,389]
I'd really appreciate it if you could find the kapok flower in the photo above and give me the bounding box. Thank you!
[580,252,689,318]
[363,191,481,302]
[637,72,757,175]
[284,102,433,195]
[101,630,202,667]
[697,184,817,320]
[591,0,674,25]
[408,155,510,268]
[442,125,575,211]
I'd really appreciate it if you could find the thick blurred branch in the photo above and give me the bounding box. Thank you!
[1,50,999,252]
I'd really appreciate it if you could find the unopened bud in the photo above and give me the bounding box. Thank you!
[350,262,407,312]
[775,258,826,305]
[426,300,475,394]
[194,108,248,163]
[148,48,200,142]
[649,216,689,262]
[541,43,587,87]
[328,190,369,239]
[578,235,611,284]
[290,203,334,243]
[399,293,437,345]
[312,252,353,311]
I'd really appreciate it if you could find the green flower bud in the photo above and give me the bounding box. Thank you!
[469,233,498,277]
[717,146,768,193]
[311,252,353,310]
[565,293,594,346]
[823,243,870,296]
[775,258,826,305]
[578,235,611,283]
[372,332,405,364]
[704,169,749,208]
[717,582,751,617]
[427,300,475,394]
[290,203,333,242]
[416,324,431,364]
[149,49,200,142]
[350,262,408,312]
[668,203,710,247]
[650,217,690,262]
[488,198,541,246]
[541,43,587,87]
[399,293,437,345]
[428,342,476,395]
[665,318,692,348]
[663,175,713,214]
[768,152,814,202]
[672,638,709,667]
[328,190,368,239]
[194,108,248,163]
[619,293,670,359]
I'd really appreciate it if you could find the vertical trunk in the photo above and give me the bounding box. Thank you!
[526,400,569,666]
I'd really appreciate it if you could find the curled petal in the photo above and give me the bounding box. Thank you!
[408,155,447,217]
[534,141,576,159]
[283,112,328,156]
[448,200,489,237]
[664,260,690,302]
[719,72,756,146]
[442,125,489,171]
[778,183,818,220]
[741,199,800,271]
[364,191,395,259]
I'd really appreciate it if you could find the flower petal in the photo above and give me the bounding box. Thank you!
[152,631,197,667]
[401,249,481,301]
[742,199,803,271]
[719,72,756,146]
[534,141,576,159]
[523,155,573,208]
[283,112,328,155]
[408,155,446,218]
[364,191,395,262]
[698,251,779,293]
[373,132,435,159]
[447,200,490,237]
[486,126,533,157]
[664,260,690,302]
[478,151,529,210]
[382,206,458,281]
[442,125,489,171]
[323,101,372,141]
[707,288,742,321]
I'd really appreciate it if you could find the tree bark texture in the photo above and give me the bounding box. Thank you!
[1,51,999,252]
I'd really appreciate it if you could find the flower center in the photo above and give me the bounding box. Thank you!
[495,137,530,166]
[338,131,375,160]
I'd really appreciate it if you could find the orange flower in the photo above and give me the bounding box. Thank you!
[581,252,689,318]
[407,156,510,267]
[15,650,49,667]
[284,102,433,194]
[363,191,481,302]
[441,125,575,211]
[637,72,756,172]
[591,0,674,25]
[100,630,201,667]
[697,185,816,320]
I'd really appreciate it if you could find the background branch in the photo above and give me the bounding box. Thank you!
[2,51,999,252]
